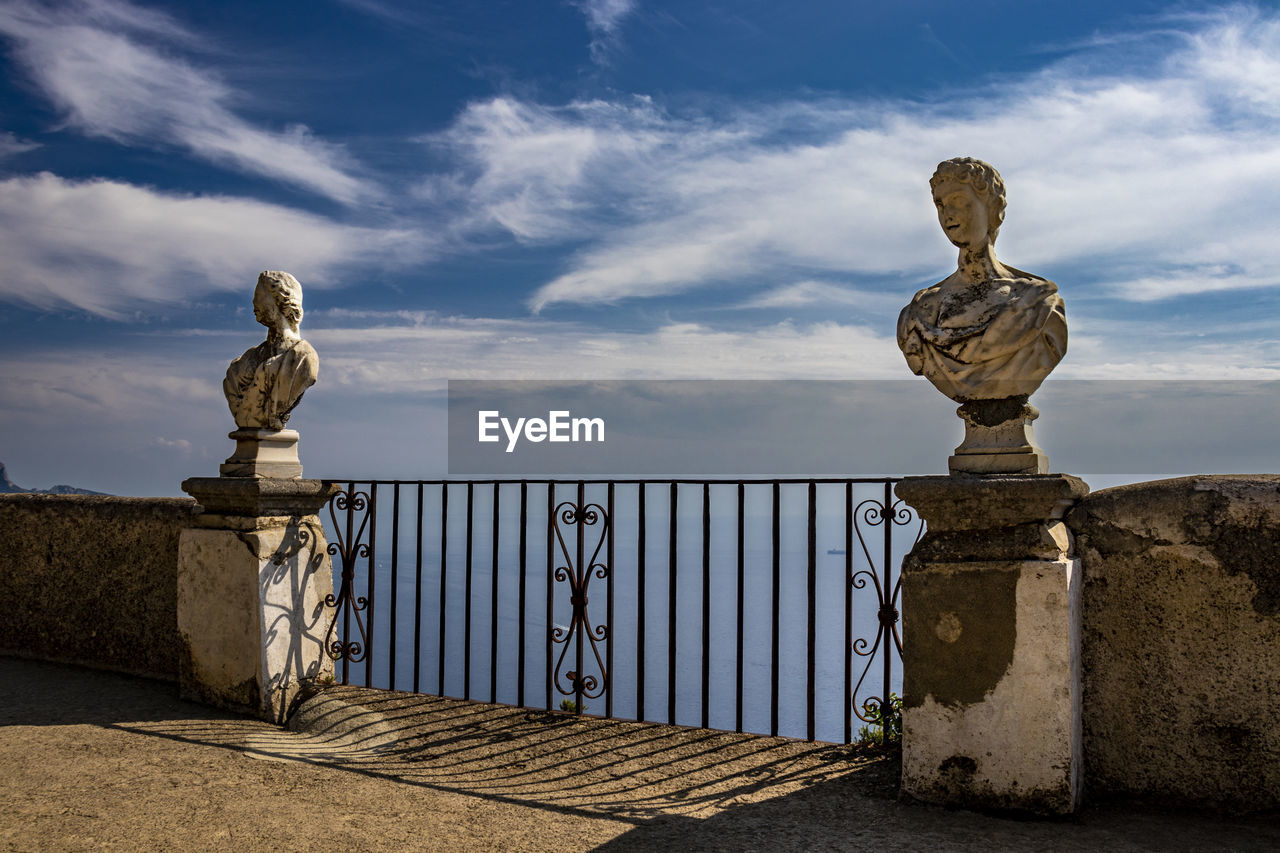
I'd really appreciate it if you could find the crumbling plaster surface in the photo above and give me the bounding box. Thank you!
[902,557,1080,814]
[0,494,195,679]
[1067,475,1280,811]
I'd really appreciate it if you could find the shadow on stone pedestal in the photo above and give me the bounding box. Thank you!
[895,473,1088,815]
[178,477,340,723]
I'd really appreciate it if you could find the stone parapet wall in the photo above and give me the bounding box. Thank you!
[1067,475,1280,812]
[0,494,196,680]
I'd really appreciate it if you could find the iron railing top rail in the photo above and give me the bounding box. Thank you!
[319,477,906,486]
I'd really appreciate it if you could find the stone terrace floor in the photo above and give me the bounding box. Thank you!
[2,656,1279,852]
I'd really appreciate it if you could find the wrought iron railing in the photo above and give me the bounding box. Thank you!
[320,479,921,744]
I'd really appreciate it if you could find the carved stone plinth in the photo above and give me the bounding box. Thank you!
[220,428,303,479]
[895,473,1088,815]
[178,477,340,722]
[950,397,1048,475]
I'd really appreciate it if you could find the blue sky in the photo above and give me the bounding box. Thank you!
[2,0,1280,495]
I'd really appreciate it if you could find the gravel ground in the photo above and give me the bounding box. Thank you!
[2,656,1278,852]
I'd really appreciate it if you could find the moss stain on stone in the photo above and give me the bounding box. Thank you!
[902,563,1017,709]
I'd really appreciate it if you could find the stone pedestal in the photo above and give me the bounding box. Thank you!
[178,477,340,722]
[220,428,303,479]
[950,398,1048,475]
[895,473,1088,815]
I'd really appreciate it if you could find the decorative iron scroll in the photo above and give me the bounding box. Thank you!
[851,497,924,723]
[323,487,372,670]
[550,499,610,710]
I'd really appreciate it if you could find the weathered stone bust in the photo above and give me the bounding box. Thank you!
[897,158,1067,474]
[898,157,1066,402]
[223,270,319,430]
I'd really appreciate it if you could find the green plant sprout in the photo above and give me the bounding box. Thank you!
[856,693,902,747]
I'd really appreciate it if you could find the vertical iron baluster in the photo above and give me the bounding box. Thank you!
[606,481,615,720]
[701,482,711,731]
[491,482,500,704]
[365,483,377,689]
[668,481,678,726]
[342,480,354,685]
[807,480,817,742]
[637,482,647,722]
[549,487,610,710]
[438,483,448,696]
[414,483,424,695]
[464,481,474,700]
[844,480,853,744]
[575,481,585,714]
[545,482,554,711]
[390,483,400,691]
[883,480,893,716]
[735,482,745,734]
[770,481,780,737]
[323,484,372,678]
[518,480,528,709]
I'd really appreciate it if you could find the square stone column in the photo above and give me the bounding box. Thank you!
[178,477,340,723]
[895,474,1088,815]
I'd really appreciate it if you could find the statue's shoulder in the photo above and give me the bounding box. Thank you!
[286,338,320,380]
[291,338,319,359]
[907,276,952,309]
[228,340,268,371]
[1002,265,1059,297]
[898,282,941,334]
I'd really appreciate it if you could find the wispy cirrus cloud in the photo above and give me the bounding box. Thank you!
[569,0,636,64]
[307,312,903,387]
[0,172,418,316]
[736,280,904,312]
[0,130,38,158]
[0,0,375,204]
[422,5,1280,312]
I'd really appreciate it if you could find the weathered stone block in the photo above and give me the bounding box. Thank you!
[1068,475,1280,812]
[901,556,1081,814]
[178,478,339,722]
[896,474,1087,815]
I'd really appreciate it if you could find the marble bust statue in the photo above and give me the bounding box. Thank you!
[223,271,319,430]
[896,158,1067,474]
[897,157,1066,403]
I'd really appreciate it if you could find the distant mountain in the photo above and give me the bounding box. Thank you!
[0,462,109,496]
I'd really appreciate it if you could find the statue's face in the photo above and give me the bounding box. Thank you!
[252,281,279,327]
[933,181,989,250]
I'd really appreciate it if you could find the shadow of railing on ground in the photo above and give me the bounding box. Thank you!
[116,685,899,824]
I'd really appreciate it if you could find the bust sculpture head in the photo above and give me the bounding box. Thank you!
[930,157,1006,251]
[253,270,304,341]
[222,270,320,435]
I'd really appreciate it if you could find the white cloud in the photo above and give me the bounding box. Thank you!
[303,308,1280,393]
[0,0,375,204]
[732,280,905,312]
[0,130,38,158]
[421,6,1280,311]
[302,312,903,389]
[149,436,192,453]
[0,350,223,423]
[0,172,419,316]
[569,0,636,64]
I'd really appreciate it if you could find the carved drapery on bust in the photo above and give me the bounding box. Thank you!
[897,157,1067,403]
[223,271,319,430]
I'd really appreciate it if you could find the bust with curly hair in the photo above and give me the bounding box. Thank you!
[897,157,1066,404]
[223,270,320,430]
